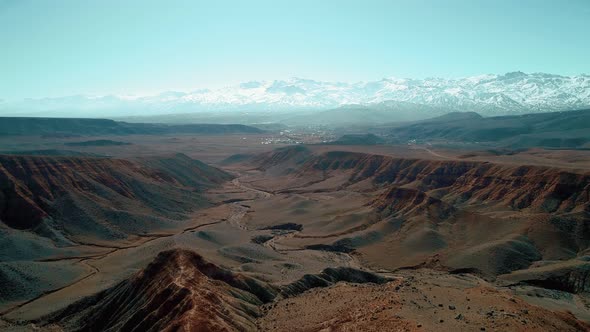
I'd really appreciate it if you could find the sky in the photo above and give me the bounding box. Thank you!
[1,0,589,100]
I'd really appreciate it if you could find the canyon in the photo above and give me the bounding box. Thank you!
[0,126,589,331]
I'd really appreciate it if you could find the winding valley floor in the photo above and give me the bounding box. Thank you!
[1,141,589,331]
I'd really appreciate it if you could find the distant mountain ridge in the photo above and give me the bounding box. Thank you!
[0,117,263,136]
[388,108,590,149]
[1,72,589,117]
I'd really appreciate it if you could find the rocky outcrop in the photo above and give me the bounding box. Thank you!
[501,259,590,294]
[280,267,390,298]
[43,250,277,332]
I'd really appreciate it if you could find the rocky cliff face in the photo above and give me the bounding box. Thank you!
[294,151,590,213]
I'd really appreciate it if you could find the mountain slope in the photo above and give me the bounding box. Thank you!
[38,249,390,331]
[43,249,276,332]
[0,153,231,252]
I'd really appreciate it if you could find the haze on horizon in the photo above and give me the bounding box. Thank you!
[1,0,589,101]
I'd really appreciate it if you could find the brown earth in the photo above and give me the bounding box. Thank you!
[259,269,590,332]
[1,140,590,331]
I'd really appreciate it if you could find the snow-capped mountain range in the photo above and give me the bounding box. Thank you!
[2,72,589,117]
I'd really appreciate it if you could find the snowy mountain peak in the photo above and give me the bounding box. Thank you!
[2,72,589,117]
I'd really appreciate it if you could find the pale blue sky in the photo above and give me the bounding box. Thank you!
[1,0,589,99]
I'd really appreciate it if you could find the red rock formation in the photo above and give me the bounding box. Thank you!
[373,187,456,220]
[46,249,275,332]
[0,154,230,241]
[292,151,590,213]
[0,155,166,229]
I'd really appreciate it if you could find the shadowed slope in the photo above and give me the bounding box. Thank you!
[0,153,231,247]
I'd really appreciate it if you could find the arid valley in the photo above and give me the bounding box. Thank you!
[0,113,589,331]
